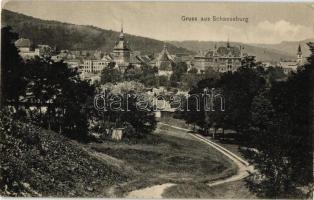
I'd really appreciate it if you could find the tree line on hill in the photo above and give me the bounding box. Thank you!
[2,9,192,55]
[175,46,313,198]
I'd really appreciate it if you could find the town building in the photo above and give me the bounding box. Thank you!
[279,61,298,74]
[112,25,131,68]
[37,45,53,57]
[15,38,32,52]
[15,38,40,59]
[64,59,81,69]
[278,44,304,75]
[150,44,174,77]
[296,44,303,66]
[81,57,111,73]
[15,38,54,59]
[193,42,246,73]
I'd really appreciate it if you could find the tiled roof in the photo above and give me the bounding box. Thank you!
[199,45,242,58]
[114,40,130,50]
[138,55,152,63]
[113,29,130,50]
[130,55,141,64]
[157,44,173,62]
[101,54,114,62]
[15,38,31,48]
[216,46,241,57]
[279,61,298,69]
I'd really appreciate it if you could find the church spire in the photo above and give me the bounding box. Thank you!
[297,43,302,55]
[227,35,230,48]
[297,43,303,66]
[119,21,124,39]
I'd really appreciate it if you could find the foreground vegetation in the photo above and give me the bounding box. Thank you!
[0,115,238,197]
[88,124,237,197]
[163,180,255,199]
[0,110,128,197]
[0,26,156,196]
[177,43,314,198]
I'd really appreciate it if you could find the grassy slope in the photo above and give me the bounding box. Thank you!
[163,180,256,198]
[89,124,237,197]
[1,118,238,197]
[156,118,257,198]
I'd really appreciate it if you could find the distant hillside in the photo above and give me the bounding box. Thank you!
[1,9,193,55]
[251,39,313,59]
[168,41,297,62]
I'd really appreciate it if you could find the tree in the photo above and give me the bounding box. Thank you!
[96,82,156,138]
[1,26,26,108]
[181,73,202,90]
[138,64,159,87]
[180,59,266,140]
[0,49,2,108]
[169,62,188,87]
[100,62,122,84]
[179,77,218,132]
[203,67,220,80]
[245,91,283,196]
[120,95,157,138]
[244,90,306,197]
[266,66,286,84]
[188,67,198,74]
[21,57,96,140]
[269,51,313,186]
[124,65,142,82]
[158,75,170,87]
[217,66,266,134]
[243,43,314,198]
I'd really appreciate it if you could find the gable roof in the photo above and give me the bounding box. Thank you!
[157,44,173,62]
[15,38,31,48]
[279,61,298,69]
[216,46,241,57]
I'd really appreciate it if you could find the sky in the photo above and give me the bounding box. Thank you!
[3,1,314,44]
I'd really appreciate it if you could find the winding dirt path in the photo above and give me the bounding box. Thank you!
[126,123,254,198]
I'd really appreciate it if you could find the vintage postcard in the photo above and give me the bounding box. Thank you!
[1,1,313,199]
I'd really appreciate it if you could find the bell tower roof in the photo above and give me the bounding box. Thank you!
[114,22,130,51]
[119,22,124,40]
[297,44,302,55]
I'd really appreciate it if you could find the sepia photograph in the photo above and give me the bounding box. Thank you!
[0,1,313,199]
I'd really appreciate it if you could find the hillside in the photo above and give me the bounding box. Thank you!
[251,39,313,59]
[0,117,129,197]
[1,9,193,55]
[3,9,310,62]
[1,111,238,197]
[168,41,296,62]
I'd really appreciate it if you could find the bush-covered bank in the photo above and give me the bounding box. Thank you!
[0,110,128,197]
